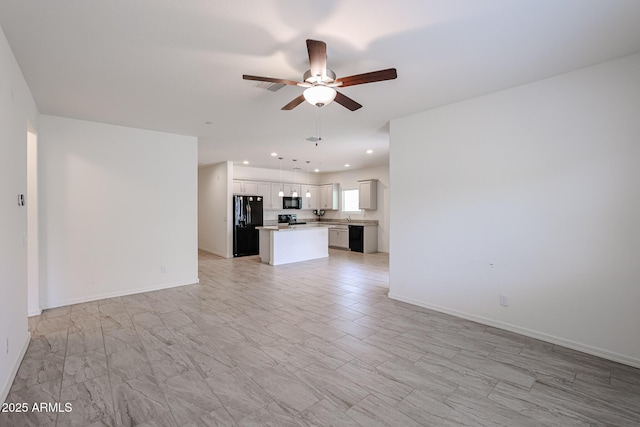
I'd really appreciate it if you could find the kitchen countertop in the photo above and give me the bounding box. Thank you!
[258,223,335,232]
[258,222,378,231]
[262,220,378,228]
[320,221,377,227]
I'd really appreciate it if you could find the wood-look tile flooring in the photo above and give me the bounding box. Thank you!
[3,249,640,426]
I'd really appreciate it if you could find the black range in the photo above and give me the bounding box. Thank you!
[278,214,306,225]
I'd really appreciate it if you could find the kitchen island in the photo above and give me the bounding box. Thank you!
[258,224,329,266]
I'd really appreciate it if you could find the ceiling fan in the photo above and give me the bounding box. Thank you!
[243,39,397,111]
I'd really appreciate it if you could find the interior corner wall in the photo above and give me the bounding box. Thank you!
[0,23,39,403]
[39,115,198,309]
[198,161,233,258]
[389,53,640,368]
[27,129,40,317]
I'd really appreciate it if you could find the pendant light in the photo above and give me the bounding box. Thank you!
[278,157,284,197]
[291,160,298,197]
[305,161,311,198]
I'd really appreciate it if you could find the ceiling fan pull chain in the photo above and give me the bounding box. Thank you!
[317,107,322,146]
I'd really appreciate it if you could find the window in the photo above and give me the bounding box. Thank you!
[342,189,361,212]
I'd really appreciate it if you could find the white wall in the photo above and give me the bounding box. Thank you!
[0,23,39,403]
[389,53,640,367]
[320,165,390,253]
[198,161,233,258]
[234,164,319,184]
[27,130,40,316]
[39,115,198,308]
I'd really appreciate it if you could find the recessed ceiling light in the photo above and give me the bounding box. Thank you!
[243,160,250,165]
[344,164,350,167]
[314,168,320,173]
[366,149,373,154]
[270,152,277,157]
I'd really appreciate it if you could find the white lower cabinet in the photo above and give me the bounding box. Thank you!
[328,227,349,249]
[329,225,378,252]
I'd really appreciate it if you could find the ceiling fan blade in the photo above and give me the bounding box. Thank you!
[306,39,327,78]
[336,68,397,87]
[281,94,306,110]
[334,91,362,111]
[243,74,300,86]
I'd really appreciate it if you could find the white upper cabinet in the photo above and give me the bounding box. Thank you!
[257,182,272,209]
[358,179,377,210]
[302,185,319,210]
[270,183,283,210]
[233,180,259,195]
[243,181,259,195]
[283,184,301,197]
[319,184,339,210]
[233,180,329,210]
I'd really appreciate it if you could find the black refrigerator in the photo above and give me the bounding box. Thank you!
[233,195,263,257]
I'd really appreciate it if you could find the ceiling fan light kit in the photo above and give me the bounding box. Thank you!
[243,39,397,111]
[303,85,336,107]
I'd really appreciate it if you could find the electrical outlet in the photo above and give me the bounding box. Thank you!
[160,265,167,274]
[500,295,509,307]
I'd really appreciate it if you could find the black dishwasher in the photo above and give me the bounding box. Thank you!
[348,225,364,253]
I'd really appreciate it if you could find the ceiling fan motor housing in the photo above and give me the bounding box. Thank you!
[303,69,336,84]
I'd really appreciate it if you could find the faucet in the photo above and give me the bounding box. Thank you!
[346,216,351,222]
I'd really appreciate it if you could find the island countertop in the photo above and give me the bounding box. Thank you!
[258,221,377,230]
[317,221,378,227]
[257,223,334,232]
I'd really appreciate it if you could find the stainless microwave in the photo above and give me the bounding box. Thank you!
[283,197,302,209]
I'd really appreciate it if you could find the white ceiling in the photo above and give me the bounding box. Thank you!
[2,0,640,172]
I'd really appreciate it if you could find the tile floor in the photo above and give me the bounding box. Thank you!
[2,249,640,426]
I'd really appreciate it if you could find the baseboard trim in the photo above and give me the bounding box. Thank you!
[198,246,228,258]
[28,309,42,317]
[388,292,640,369]
[0,331,30,404]
[42,278,200,310]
